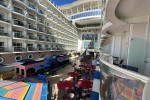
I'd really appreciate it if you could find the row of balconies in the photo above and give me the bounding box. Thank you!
[0,14,78,40]
[0,29,78,44]
[0,45,77,52]
[0,0,78,36]
[0,46,69,52]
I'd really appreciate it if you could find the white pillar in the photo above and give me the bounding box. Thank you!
[90,2,92,10]
[71,8,73,14]
[19,69,22,75]
[98,1,99,9]
[77,6,79,13]
[24,70,26,78]
[127,24,133,64]
[83,4,85,11]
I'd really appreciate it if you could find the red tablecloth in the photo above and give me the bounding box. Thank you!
[68,72,80,77]
[89,65,96,69]
[57,81,74,90]
[79,65,86,69]
[77,80,93,89]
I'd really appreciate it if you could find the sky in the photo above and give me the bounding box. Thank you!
[52,0,77,6]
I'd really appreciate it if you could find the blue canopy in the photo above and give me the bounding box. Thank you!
[34,66,43,71]
[42,64,50,68]
[0,64,6,67]
[18,59,34,63]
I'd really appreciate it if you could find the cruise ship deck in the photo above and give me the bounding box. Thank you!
[0,0,150,100]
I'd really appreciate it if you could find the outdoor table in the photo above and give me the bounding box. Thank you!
[57,80,74,90]
[68,72,80,77]
[89,65,96,69]
[79,65,87,69]
[77,79,93,89]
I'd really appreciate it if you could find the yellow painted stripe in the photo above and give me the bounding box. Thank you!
[17,86,30,100]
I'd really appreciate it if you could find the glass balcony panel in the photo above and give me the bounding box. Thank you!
[0,47,12,52]
[28,47,36,51]
[28,14,36,20]
[0,0,7,7]
[0,14,11,23]
[13,19,25,27]
[13,6,24,15]
[13,47,26,52]
[99,54,147,100]
[28,24,37,30]
[14,32,24,38]
[28,2,36,10]
[0,30,9,36]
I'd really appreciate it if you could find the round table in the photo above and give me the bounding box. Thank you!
[77,80,93,89]
[68,72,80,77]
[57,80,74,90]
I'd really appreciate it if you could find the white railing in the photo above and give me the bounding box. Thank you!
[100,53,149,83]
[99,53,150,100]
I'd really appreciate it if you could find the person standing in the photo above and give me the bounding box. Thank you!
[94,52,96,59]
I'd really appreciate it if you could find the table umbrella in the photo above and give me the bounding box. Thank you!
[77,80,93,89]
[68,72,80,77]
[57,80,74,90]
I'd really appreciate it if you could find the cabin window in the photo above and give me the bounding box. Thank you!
[0,57,4,63]
[28,54,33,59]
[15,55,22,61]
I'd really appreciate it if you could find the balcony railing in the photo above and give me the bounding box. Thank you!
[19,0,25,3]
[0,14,11,23]
[27,24,37,30]
[69,9,101,20]
[0,30,10,37]
[27,47,37,51]
[46,31,52,35]
[13,32,25,39]
[38,19,44,24]
[37,47,44,51]
[28,2,36,10]
[46,48,51,50]
[99,53,150,100]
[13,47,26,52]
[38,37,45,41]
[52,40,56,43]
[46,39,51,42]
[27,35,37,40]
[13,6,24,15]
[39,0,46,7]
[13,19,25,27]
[27,14,36,20]
[52,48,56,50]
[38,9,44,15]
[0,1,7,7]
[38,28,45,32]
[0,47,11,52]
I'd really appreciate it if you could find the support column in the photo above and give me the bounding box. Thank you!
[71,8,73,14]
[83,4,84,11]
[77,6,79,13]
[19,69,21,75]
[24,70,26,78]
[90,2,92,10]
